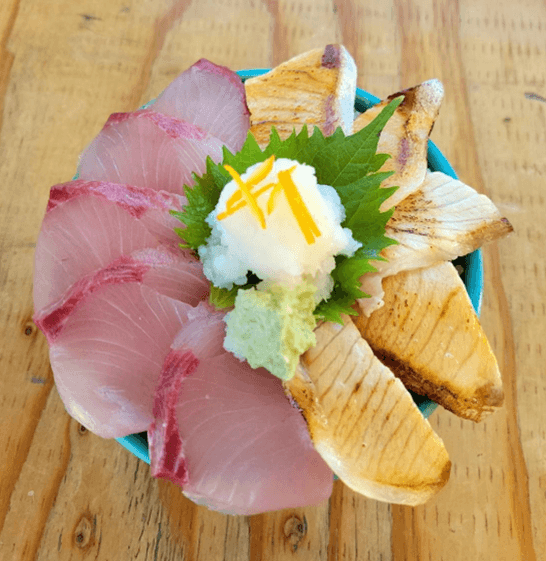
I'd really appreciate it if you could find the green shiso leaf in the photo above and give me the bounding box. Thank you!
[209,274,262,310]
[209,284,239,309]
[172,96,403,323]
[221,132,264,173]
[311,97,403,187]
[170,156,230,249]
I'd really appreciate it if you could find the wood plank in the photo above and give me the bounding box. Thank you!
[0,0,19,135]
[458,2,546,558]
[249,504,330,560]
[328,481,393,561]
[336,0,401,96]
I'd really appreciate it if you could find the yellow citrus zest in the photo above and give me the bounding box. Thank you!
[217,159,321,245]
[267,182,284,215]
[277,166,321,244]
[225,155,275,210]
[222,164,266,229]
[217,183,276,220]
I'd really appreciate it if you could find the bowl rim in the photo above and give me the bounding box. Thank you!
[115,69,484,465]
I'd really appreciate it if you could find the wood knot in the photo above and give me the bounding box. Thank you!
[73,514,96,550]
[22,320,36,337]
[283,515,307,552]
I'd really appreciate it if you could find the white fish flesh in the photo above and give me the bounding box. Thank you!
[358,171,513,316]
[352,80,444,212]
[354,262,504,422]
[285,318,451,506]
[244,44,357,148]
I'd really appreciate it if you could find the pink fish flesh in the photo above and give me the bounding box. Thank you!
[46,179,187,248]
[48,283,194,438]
[149,306,334,515]
[31,58,333,512]
[152,59,250,154]
[34,183,191,313]
[35,247,209,343]
[77,110,224,195]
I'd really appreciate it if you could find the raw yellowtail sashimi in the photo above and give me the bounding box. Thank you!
[33,189,211,438]
[353,262,504,422]
[32,56,337,513]
[47,179,188,246]
[285,318,451,506]
[33,181,189,313]
[33,59,253,443]
[47,283,194,438]
[358,171,514,316]
[77,110,225,195]
[34,247,209,344]
[149,306,333,515]
[151,58,250,154]
[352,80,444,212]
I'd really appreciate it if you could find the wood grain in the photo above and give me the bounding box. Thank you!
[0,0,543,559]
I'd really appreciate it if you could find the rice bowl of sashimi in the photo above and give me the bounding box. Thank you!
[33,46,511,514]
[116,74,483,464]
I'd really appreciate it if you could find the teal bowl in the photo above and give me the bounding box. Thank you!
[116,70,484,465]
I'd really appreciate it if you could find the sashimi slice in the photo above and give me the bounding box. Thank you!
[353,263,504,422]
[285,317,451,506]
[148,307,334,515]
[77,110,224,195]
[34,186,194,313]
[46,179,187,249]
[357,171,514,316]
[353,80,444,211]
[49,283,192,438]
[152,59,250,154]
[35,193,158,313]
[35,247,209,344]
[136,248,208,305]
[245,44,357,148]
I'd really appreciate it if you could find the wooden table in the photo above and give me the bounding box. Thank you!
[1,0,543,559]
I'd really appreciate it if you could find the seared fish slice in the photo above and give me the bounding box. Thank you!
[285,318,451,506]
[358,171,514,316]
[353,79,444,211]
[353,262,504,422]
[245,44,356,148]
